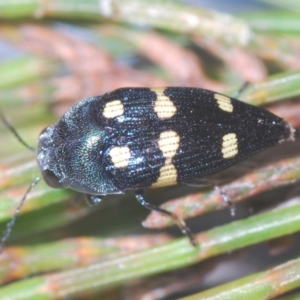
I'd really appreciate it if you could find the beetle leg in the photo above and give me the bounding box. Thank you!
[135,191,197,246]
[86,195,104,206]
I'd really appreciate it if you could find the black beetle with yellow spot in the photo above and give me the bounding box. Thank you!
[6,87,298,246]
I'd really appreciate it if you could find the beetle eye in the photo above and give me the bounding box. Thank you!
[42,169,62,188]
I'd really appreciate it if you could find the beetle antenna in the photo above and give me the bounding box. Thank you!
[0,109,39,253]
[0,110,36,153]
[0,177,41,254]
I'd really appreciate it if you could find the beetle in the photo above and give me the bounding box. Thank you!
[1,87,295,247]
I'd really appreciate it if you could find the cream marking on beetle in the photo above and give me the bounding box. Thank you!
[157,131,180,160]
[151,88,177,119]
[109,146,131,168]
[103,100,124,118]
[222,133,238,158]
[152,165,178,188]
[214,94,233,113]
[152,131,180,187]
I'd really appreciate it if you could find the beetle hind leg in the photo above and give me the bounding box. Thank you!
[86,195,104,206]
[215,186,236,216]
[135,191,197,246]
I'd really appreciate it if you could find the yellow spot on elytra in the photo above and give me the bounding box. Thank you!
[151,88,177,119]
[214,94,233,113]
[103,100,124,118]
[157,131,180,163]
[152,165,177,188]
[222,133,238,158]
[109,146,131,168]
[152,130,180,187]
